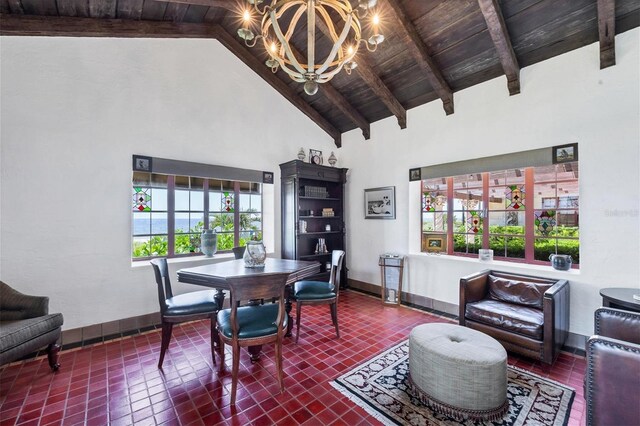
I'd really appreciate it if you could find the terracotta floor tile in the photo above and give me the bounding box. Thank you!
[0,291,586,425]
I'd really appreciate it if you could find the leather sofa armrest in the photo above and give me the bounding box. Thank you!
[0,281,49,320]
[542,279,569,364]
[595,307,640,345]
[459,270,490,325]
[585,335,640,426]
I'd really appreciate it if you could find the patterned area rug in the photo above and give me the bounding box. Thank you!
[332,340,575,426]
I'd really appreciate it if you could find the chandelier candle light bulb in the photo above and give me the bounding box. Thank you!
[238,0,383,95]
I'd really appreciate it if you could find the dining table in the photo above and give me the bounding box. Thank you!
[177,258,320,362]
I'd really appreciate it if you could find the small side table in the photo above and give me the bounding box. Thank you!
[599,287,640,313]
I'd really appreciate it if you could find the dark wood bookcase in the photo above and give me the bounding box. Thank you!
[280,160,348,285]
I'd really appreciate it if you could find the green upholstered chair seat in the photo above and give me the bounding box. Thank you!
[165,291,218,317]
[294,281,336,300]
[217,304,287,339]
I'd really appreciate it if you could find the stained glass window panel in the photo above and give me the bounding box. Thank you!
[133,188,151,212]
[222,192,234,212]
[535,210,556,236]
[466,211,483,234]
[505,185,525,210]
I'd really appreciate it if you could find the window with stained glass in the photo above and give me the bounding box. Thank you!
[420,161,579,267]
[132,173,263,260]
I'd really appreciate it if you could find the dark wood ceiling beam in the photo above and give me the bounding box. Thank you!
[0,14,220,37]
[214,26,343,147]
[385,0,454,115]
[597,0,616,69]
[477,0,520,95]
[151,0,238,12]
[313,19,406,129]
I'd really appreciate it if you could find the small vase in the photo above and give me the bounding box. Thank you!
[201,230,217,257]
[328,151,337,167]
[297,148,306,161]
[549,254,572,271]
[244,241,267,268]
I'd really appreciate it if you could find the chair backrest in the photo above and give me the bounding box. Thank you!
[329,250,346,291]
[225,272,290,338]
[150,258,172,313]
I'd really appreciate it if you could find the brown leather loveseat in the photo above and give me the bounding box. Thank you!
[459,270,569,364]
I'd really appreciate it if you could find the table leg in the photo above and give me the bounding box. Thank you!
[285,284,293,337]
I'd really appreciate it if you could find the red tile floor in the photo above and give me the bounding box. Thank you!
[0,290,586,425]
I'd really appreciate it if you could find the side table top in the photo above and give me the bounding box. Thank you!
[599,287,640,308]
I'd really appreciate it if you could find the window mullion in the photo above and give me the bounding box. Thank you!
[482,172,489,248]
[524,167,535,262]
[167,175,176,257]
[234,181,240,246]
[446,178,454,255]
[204,179,210,230]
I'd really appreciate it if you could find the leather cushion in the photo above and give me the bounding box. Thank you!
[488,275,551,308]
[217,304,287,339]
[294,281,336,300]
[165,291,217,317]
[0,313,64,353]
[465,299,544,340]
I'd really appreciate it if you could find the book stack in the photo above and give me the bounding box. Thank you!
[322,208,335,217]
[303,186,329,198]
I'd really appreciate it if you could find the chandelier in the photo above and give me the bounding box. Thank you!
[237,0,384,95]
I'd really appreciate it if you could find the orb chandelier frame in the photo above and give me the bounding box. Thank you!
[238,0,384,95]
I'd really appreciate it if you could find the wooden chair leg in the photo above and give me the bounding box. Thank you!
[158,322,173,369]
[275,336,284,393]
[330,303,340,339]
[218,337,225,372]
[47,343,61,371]
[295,301,302,343]
[210,316,217,366]
[230,343,240,405]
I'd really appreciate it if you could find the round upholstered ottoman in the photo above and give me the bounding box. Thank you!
[408,323,508,421]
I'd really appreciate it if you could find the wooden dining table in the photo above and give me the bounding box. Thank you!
[177,258,320,362]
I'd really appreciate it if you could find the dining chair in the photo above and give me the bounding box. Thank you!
[216,272,290,405]
[150,258,219,369]
[293,250,345,343]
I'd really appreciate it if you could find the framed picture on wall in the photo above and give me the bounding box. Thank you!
[552,143,578,164]
[133,155,152,172]
[262,171,274,184]
[364,186,396,219]
[409,168,422,181]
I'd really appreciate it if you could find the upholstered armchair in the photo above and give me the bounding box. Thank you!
[459,270,569,364]
[585,307,640,426]
[0,281,64,370]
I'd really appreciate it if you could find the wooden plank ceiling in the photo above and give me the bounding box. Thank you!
[1,0,638,147]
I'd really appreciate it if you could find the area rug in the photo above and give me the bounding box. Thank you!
[332,340,575,426]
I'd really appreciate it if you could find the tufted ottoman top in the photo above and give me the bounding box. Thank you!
[408,323,508,420]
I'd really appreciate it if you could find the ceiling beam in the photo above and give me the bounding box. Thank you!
[214,26,343,147]
[385,0,454,115]
[151,0,238,12]
[597,0,616,69]
[0,14,219,37]
[477,0,520,95]
[313,19,406,129]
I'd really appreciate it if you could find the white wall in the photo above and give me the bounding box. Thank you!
[339,28,640,337]
[0,37,337,329]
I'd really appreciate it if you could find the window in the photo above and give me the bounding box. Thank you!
[421,162,579,266]
[132,172,262,260]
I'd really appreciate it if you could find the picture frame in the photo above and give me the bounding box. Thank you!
[409,168,422,182]
[133,155,152,172]
[262,171,274,184]
[364,186,396,219]
[423,235,446,253]
[309,149,323,165]
[552,143,578,164]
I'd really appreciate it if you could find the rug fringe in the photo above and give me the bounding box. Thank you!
[331,380,396,426]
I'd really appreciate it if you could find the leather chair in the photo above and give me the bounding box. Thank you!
[293,250,345,343]
[585,307,640,426]
[216,272,290,405]
[459,270,569,364]
[150,258,219,369]
[0,281,64,371]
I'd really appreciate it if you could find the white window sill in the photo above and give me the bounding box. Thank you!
[131,252,278,269]
[409,252,580,276]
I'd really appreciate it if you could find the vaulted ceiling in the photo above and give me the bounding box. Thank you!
[1,0,638,147]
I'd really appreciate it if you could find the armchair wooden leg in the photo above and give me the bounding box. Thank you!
[330,303,339,339]
[295,302,302,343]
[210,316,217,366]
[158,322,173,369]
[230,343,240,405]
[47,343,61,371]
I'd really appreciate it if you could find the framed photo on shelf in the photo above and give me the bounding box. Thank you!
[309,149,323,165]
[552,143,578,164]
[409,168,422,181]
[364,186,396,219]
[133,155,152,172]
[422,234,446,253]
